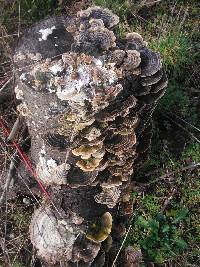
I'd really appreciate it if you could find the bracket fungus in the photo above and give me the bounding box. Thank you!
[13,5,168,266]
[86,212,112,243]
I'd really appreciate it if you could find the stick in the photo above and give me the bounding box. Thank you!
[167,112,200,134]
[143,163,200,186]
[0,155,18,205]
[0,77,13,93]
[111,225,132,267]
[7,118,21,142]
[162,113,200,144]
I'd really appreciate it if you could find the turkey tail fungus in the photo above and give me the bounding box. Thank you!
[13,6,168,267]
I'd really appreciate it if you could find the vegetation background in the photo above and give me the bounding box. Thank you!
[0,0,199,266]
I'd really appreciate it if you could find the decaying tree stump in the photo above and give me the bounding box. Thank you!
[13,6,168,266]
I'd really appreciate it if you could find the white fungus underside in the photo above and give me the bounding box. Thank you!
[36,148,70,185]
[30,207,75,261]
[55,63,118,103]
[39,26,56,41]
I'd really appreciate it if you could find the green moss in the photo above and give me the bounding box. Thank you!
[128,163,200,265]
[141,195,161,216]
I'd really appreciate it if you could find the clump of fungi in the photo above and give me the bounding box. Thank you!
[11,5,168,266]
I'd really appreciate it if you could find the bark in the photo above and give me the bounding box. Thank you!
[12,6,168,266]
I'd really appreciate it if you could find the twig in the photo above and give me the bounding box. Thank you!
[0,152,18,205]
[0,118,50,199]
[0,33,20,39]
[7,118,22,142]
[0,77,13,93]
[140,0,162,7]
[130,10,168,34]
[111,224,132,267]
[167,112,200,134]
[0,237,12,266]
[144,163,200,186]
[161,188,177,212]
[18,1,21,38]
[162,113,200,144]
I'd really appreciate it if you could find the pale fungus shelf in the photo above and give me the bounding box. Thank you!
[13,5,168,266]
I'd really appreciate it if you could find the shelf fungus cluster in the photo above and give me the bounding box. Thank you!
[13,5,168,266]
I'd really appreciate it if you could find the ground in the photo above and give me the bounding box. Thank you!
[0,0,199,266]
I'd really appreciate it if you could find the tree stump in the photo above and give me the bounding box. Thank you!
[13,6,168,266]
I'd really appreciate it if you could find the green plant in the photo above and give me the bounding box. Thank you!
[21,0,59,21]
[132,211,188,264]
[182,143,200,163]
[141,195,161,216]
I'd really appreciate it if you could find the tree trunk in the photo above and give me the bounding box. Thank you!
[13,6,168,266]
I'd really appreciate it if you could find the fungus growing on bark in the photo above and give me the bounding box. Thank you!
[76,157,102,172]
[36,156,70,185]
[140,48,162,77]
[30,205,76,263]
[122,50,141,70]
[17,102,31,117]
[77,6,119,28]
[86,212,112,243]
[94,187,121,208]
[72,143,103,159]
[13,4,168,266]
[126,32,147,49]
[45,133,68,150]
[71,235,101,263]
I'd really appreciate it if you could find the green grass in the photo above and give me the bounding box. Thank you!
[127,163,200,265]
[0,0,64,28]
[93,0,132,18]
[149,32,194,72]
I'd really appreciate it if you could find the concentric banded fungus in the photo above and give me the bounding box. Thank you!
[140,69,163,86]
[71,236,101,263]
[122,50,141,70]
[140,48,162,77]
[78,6,119,28]
[89,26,116,50]
[126,32,147,49]
[13,5,168,266]
[111,49,126,66]
[72,144,103,159]
[94,187,121,208]
[30,206,76,263]
[122,246,142,267]
[45,133,68,150]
